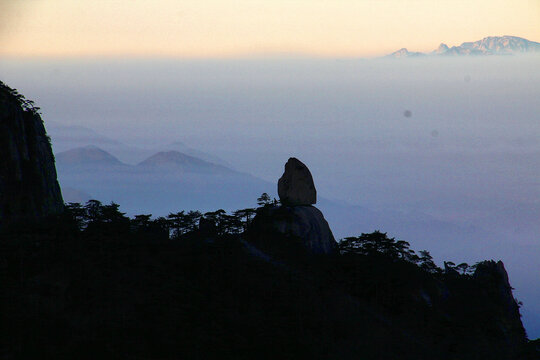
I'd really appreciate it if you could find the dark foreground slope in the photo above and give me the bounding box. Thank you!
[1,216,537,360]
[0,82,63,226]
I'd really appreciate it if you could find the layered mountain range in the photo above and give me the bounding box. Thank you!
[54,144,499,254]
[54,145,269,215]
[388,35,540,58]
[46,121,231,166]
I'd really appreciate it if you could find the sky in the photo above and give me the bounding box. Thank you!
[1,0,539,58]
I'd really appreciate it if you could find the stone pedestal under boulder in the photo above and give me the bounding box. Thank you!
[249,205,337,255]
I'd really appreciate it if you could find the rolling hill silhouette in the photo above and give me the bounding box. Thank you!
[137,151,235,174]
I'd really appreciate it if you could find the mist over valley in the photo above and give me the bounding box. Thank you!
[1,54,539,337]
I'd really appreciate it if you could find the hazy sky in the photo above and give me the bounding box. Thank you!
[1,0,539,58]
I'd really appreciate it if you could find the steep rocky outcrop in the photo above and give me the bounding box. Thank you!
[0,81,63,226]
[249,205,337,255]
[250,158,337,255]
[472,260,527,351]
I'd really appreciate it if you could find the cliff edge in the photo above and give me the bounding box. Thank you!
[0,81,63,227]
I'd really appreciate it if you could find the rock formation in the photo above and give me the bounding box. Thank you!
[0,81,63,227]
[250,158,336,255]
[473,260,527,351]
[249,205,337,255]
[278,157,316,206]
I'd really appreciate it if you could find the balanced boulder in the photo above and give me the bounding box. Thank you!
[249,157,336,255]
[278,157,316,206]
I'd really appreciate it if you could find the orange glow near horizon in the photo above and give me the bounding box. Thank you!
[1,0,539,58]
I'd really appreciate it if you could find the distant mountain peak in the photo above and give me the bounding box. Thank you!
[387,48,424,58]
[162,141,232,167]
[387,35,540,58]
[435,43,449,54]
[55,146,125,166]
[137,150,235,174]
[139,151,205,165]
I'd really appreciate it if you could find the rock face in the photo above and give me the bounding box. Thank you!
[0,81,63,227]
[473,260,527,351]
[278,157,316,206]
[249,205,337,255]
[250,158,336,255]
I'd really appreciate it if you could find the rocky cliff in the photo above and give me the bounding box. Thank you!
[249,205,338,255]
[472,260,528,351]
[0,81,63,227]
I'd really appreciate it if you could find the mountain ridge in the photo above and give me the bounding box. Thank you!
[47,121,232,166]
[137,150,235,174]
[55,145,126,167]
[387,35,540,58]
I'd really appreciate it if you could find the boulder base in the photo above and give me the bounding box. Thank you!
[278,158,316,206]
[249,205,337,255]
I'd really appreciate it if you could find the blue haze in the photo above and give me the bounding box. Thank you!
[1,56,539,337]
